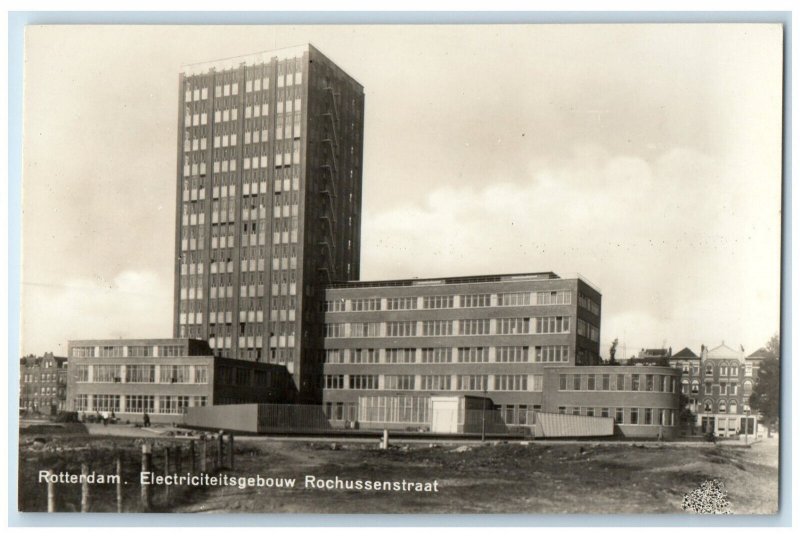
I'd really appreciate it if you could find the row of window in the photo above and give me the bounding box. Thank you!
[21,373,65,383]
[325,317,572,338]
[699,399,744,414]
[324,290,575,312]
[557,406,677,426]
[325,345,570,364]
[675,362,752,377]
[74,364,209,384]
[682,379,746,396]
[558,373,678,393]
[74,394,207,414]
[70,345,186,358]
[324,373,545,392]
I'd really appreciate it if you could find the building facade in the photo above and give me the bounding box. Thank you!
[174,44,365,401]
[669,343,760,436]
[19,353,68,415]
[320,272,607,430]
[65,338,294,423]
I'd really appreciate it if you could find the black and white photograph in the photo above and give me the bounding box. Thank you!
[15,22,784,516]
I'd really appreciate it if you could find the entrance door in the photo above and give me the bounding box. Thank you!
[701,416,716,434]
[430,398,459,434]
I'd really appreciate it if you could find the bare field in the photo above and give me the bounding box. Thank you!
[18,425,779,514]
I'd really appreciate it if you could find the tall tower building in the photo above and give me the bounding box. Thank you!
[174,44,364,401]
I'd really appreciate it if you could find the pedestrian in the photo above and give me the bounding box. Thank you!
[143,412,151,427]
[102,410,109,426]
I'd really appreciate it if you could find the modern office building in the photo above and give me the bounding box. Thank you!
[65,338,294,423]
[319,272,609,431]
[668,343,761,436]
[174,44,365,401]
[19,353,68,415]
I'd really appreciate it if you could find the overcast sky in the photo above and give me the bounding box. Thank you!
[20,24,783,358]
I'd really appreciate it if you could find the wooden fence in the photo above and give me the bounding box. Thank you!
[41,431,235,513]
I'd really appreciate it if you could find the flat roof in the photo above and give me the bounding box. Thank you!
[326,271,570,290]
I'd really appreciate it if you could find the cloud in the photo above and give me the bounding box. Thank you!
[21,270,173,356]
[361,144,781,354]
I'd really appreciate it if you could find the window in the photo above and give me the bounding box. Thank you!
[494,375,527,391]
[387,321,416,337]
[160,365,191,383]
[422,320,453,336]
[387,297,416,310]
[125,395,154,413]
[98,346,123,358]
[587,374,596,391]
[326,323,345,338]
[325,350,346,363]
[572,375,582,391]
[536,290,572,305]
[718,400,727,413]
[420,347,451,363]
[534,346,569,362]
[577,293,600,313]
[615,408,624,424]
[631,374,641,391]
[93,365,121,383]
[630,408,639,425]
[93,394,120,412]
[602,374,610,390]
[457,375,488,391]
[324,299,346,312]
[386,348,416,363]
[351,348,378,364]
[534,316,570,334]
[75,395,89,411]
[497,318,530,335]
[193,396,207,407]
[324,375,344,389]
[72,347,95,358]
[421,375,451,391]
[126,365,155,383]
[459,319,490,335]
[127,346,152,357]
[496,346,529,363]
[422,295,454,309]
[159,345,184,357]
[559,374,567,390]
[350,322,381,337]
[76,365,90,383]
[644,408,653,425]
[705,364,714,376]
[691,380,700,394]
[351,298,381,312]
[350,375,378,390]
[460,294,490,308]
[645,374,654,391]
[384,375,415,390]
[457,347,488,363]
[194,366,208,383]
[498,292,530,306]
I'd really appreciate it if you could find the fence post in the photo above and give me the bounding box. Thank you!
[164,447,171,502]
[217,431,224,469]
[228,433,235,470]
[189,440,196,474]
[116,454,123,513]
[382,429,389,450]
[199,438,207,473]
[175,444,182,474]
[46,469,56,512]
[80,463,90,512]
[141,444,152,511]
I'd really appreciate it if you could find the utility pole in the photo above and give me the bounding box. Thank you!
[481,388,488,442]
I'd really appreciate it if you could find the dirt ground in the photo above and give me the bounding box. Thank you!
[18,424,779,514]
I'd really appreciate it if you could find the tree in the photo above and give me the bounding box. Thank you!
[608,338,619,365]
[765,333,780,359]
[749,357,780,436]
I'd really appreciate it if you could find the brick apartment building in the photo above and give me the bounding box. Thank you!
[19,353,68,415]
